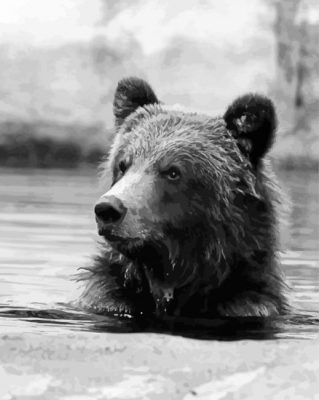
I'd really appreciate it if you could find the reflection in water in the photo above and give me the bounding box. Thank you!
[0,167,318,340]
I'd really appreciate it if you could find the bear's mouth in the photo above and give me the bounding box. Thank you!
[102,234,173,281]
[101,232,144,254]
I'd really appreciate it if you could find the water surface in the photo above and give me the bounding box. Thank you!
[0,167,318,339]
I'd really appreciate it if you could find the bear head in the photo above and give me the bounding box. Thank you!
[94,77,279,313]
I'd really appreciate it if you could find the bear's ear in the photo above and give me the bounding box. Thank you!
[113,77,159,126]
[223,94,277,165]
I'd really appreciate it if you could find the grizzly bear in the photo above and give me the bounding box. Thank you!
[78,77,289,318]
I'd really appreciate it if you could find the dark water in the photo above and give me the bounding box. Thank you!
[0,167,318,340]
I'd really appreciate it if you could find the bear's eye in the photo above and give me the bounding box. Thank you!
[165,166,181,181]
[119,160,127,175]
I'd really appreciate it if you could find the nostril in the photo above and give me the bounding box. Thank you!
[94,197,126,225]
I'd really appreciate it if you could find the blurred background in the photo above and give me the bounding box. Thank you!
[0,0,318,169]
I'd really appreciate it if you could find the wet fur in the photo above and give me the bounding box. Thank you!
[78,78,289,318]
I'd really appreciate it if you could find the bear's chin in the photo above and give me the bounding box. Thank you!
[105,236,195,313]
[119,241,191,285]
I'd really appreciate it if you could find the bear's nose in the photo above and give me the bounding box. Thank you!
[94,196,127,225]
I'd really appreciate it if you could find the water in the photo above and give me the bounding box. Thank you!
[0,167,318,340]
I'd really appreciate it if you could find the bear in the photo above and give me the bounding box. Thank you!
[78,77,289,319]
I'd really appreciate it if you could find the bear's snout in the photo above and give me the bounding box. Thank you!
[95,195,127,233]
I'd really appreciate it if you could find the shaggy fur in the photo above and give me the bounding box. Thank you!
[78,77,289,318]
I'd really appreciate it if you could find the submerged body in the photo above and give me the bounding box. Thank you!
[79,77,289,318]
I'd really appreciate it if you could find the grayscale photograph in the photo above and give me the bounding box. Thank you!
[0,0,318,399]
